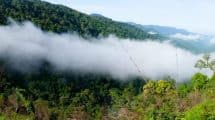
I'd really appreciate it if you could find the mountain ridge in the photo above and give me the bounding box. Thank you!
[0,0,161,40]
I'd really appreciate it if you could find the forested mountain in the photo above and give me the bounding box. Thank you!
[0,0,162,40]
[128,22,215,54]
[1,0,215,120]
[129,23,192,35]
[143,25,192,35]
[4,0,214,54]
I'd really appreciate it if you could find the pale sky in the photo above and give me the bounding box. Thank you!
[44,0,215,34]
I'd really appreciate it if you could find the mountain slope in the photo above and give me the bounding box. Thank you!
[127,22,215,54]
[143,25,191,35]
[128,22,192,35]
[0,0,161,40]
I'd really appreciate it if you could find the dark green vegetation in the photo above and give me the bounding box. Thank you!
[0,0,163,40]
[1,55,215,119]
[0,61,147,120]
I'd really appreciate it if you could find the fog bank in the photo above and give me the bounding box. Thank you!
[0,22,211,81]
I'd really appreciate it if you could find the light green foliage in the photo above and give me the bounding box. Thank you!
[185,100,215,120]
[0,115,6,120]
[141,80,177,120]
[195,54,215,72]
[191,73,208,90]
[109,89,124,108]
[7,112,34,120]
[14,88,30,108]
[143,80,176,96]
[177,82,192,97]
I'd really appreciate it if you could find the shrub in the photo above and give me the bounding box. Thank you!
[185,100,215,120]
[191,73,208,90]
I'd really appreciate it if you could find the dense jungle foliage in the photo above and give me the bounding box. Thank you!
[0,0,162,40]
[1,55,215,120]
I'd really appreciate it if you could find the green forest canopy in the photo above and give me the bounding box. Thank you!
[0,0,163,40]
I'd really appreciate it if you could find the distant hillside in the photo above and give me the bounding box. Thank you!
[128,22,192,35]
[0,0,161,40]
[127,22,215,54]
[143,25,192,35]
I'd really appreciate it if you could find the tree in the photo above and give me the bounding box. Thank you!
[0,66,11,95]
[191,73,208,90]
[143,80,176,97]
[141,80,177,120]
[195,54,215,78]
[177,82,192,97]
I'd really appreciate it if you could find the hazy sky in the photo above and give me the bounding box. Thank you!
[44,0,215,34]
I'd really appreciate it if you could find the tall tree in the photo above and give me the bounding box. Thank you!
[195,54,215,78]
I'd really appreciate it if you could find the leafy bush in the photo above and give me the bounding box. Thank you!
[185,100,215,120]
[191,73,208,90]
[177,82,192,97]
